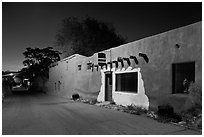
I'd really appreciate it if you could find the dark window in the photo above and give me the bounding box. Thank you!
[78,65,81,71]
[172,62,195,94]
[115,72,138,93]
[87,63,91,70]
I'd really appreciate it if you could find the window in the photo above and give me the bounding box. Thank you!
[115,72,138,93]
[78,65,82,71]
[172,62,195,94]
[87,63,92,70]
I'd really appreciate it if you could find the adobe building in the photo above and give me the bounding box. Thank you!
[45,22,202,112]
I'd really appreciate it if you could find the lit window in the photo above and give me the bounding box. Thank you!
[115,72,138,93]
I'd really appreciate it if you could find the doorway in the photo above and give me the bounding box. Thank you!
[105,72,112,101]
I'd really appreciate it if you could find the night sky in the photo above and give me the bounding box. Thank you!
[2,2,202,71]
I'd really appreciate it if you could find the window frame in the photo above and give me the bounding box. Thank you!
[114,70,138,94]
[172,61,195,94]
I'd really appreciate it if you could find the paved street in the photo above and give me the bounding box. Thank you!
[2,92,200,135]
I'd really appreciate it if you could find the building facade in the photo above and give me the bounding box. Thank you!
[45,22,202,112]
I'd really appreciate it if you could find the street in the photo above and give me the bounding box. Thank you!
[2,92,200,135]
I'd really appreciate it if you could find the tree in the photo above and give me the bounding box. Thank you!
[22,47,61,79]
[55,16,127,58]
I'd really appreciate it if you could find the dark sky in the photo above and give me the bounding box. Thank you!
[2,2,202,71]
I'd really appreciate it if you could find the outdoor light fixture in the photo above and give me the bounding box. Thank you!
[139,53,149,63]
[130,56,139,64]
[123,58,131,66]
[112,60,118,68]
[117,57,124,67]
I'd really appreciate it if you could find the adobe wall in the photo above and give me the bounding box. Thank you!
[106,22,202,112]
[46,22,201,112]
[46,54,102,99]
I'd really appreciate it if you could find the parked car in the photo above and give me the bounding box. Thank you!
[11,76,31,92]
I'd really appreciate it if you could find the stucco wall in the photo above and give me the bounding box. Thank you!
[106,22,202,112]
[46,54,102,99]
[46,22,201,112]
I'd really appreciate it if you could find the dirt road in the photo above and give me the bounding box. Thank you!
[2,92,201,135]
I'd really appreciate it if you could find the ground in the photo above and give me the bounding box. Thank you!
[2,91,201,135]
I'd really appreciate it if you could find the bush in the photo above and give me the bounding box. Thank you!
[188,82,202,108]
[180,82,202,129]
[158,104,174,117]
[157,104,182,123]
[125,105,148,115]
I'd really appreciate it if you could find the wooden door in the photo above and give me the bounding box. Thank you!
[105,72,112,101]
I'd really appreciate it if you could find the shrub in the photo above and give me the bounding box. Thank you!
[157,104,182,123]
[157,104,174,117]
[125,105,148,115]
[180,82,202,129]
[188,82,202,108]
